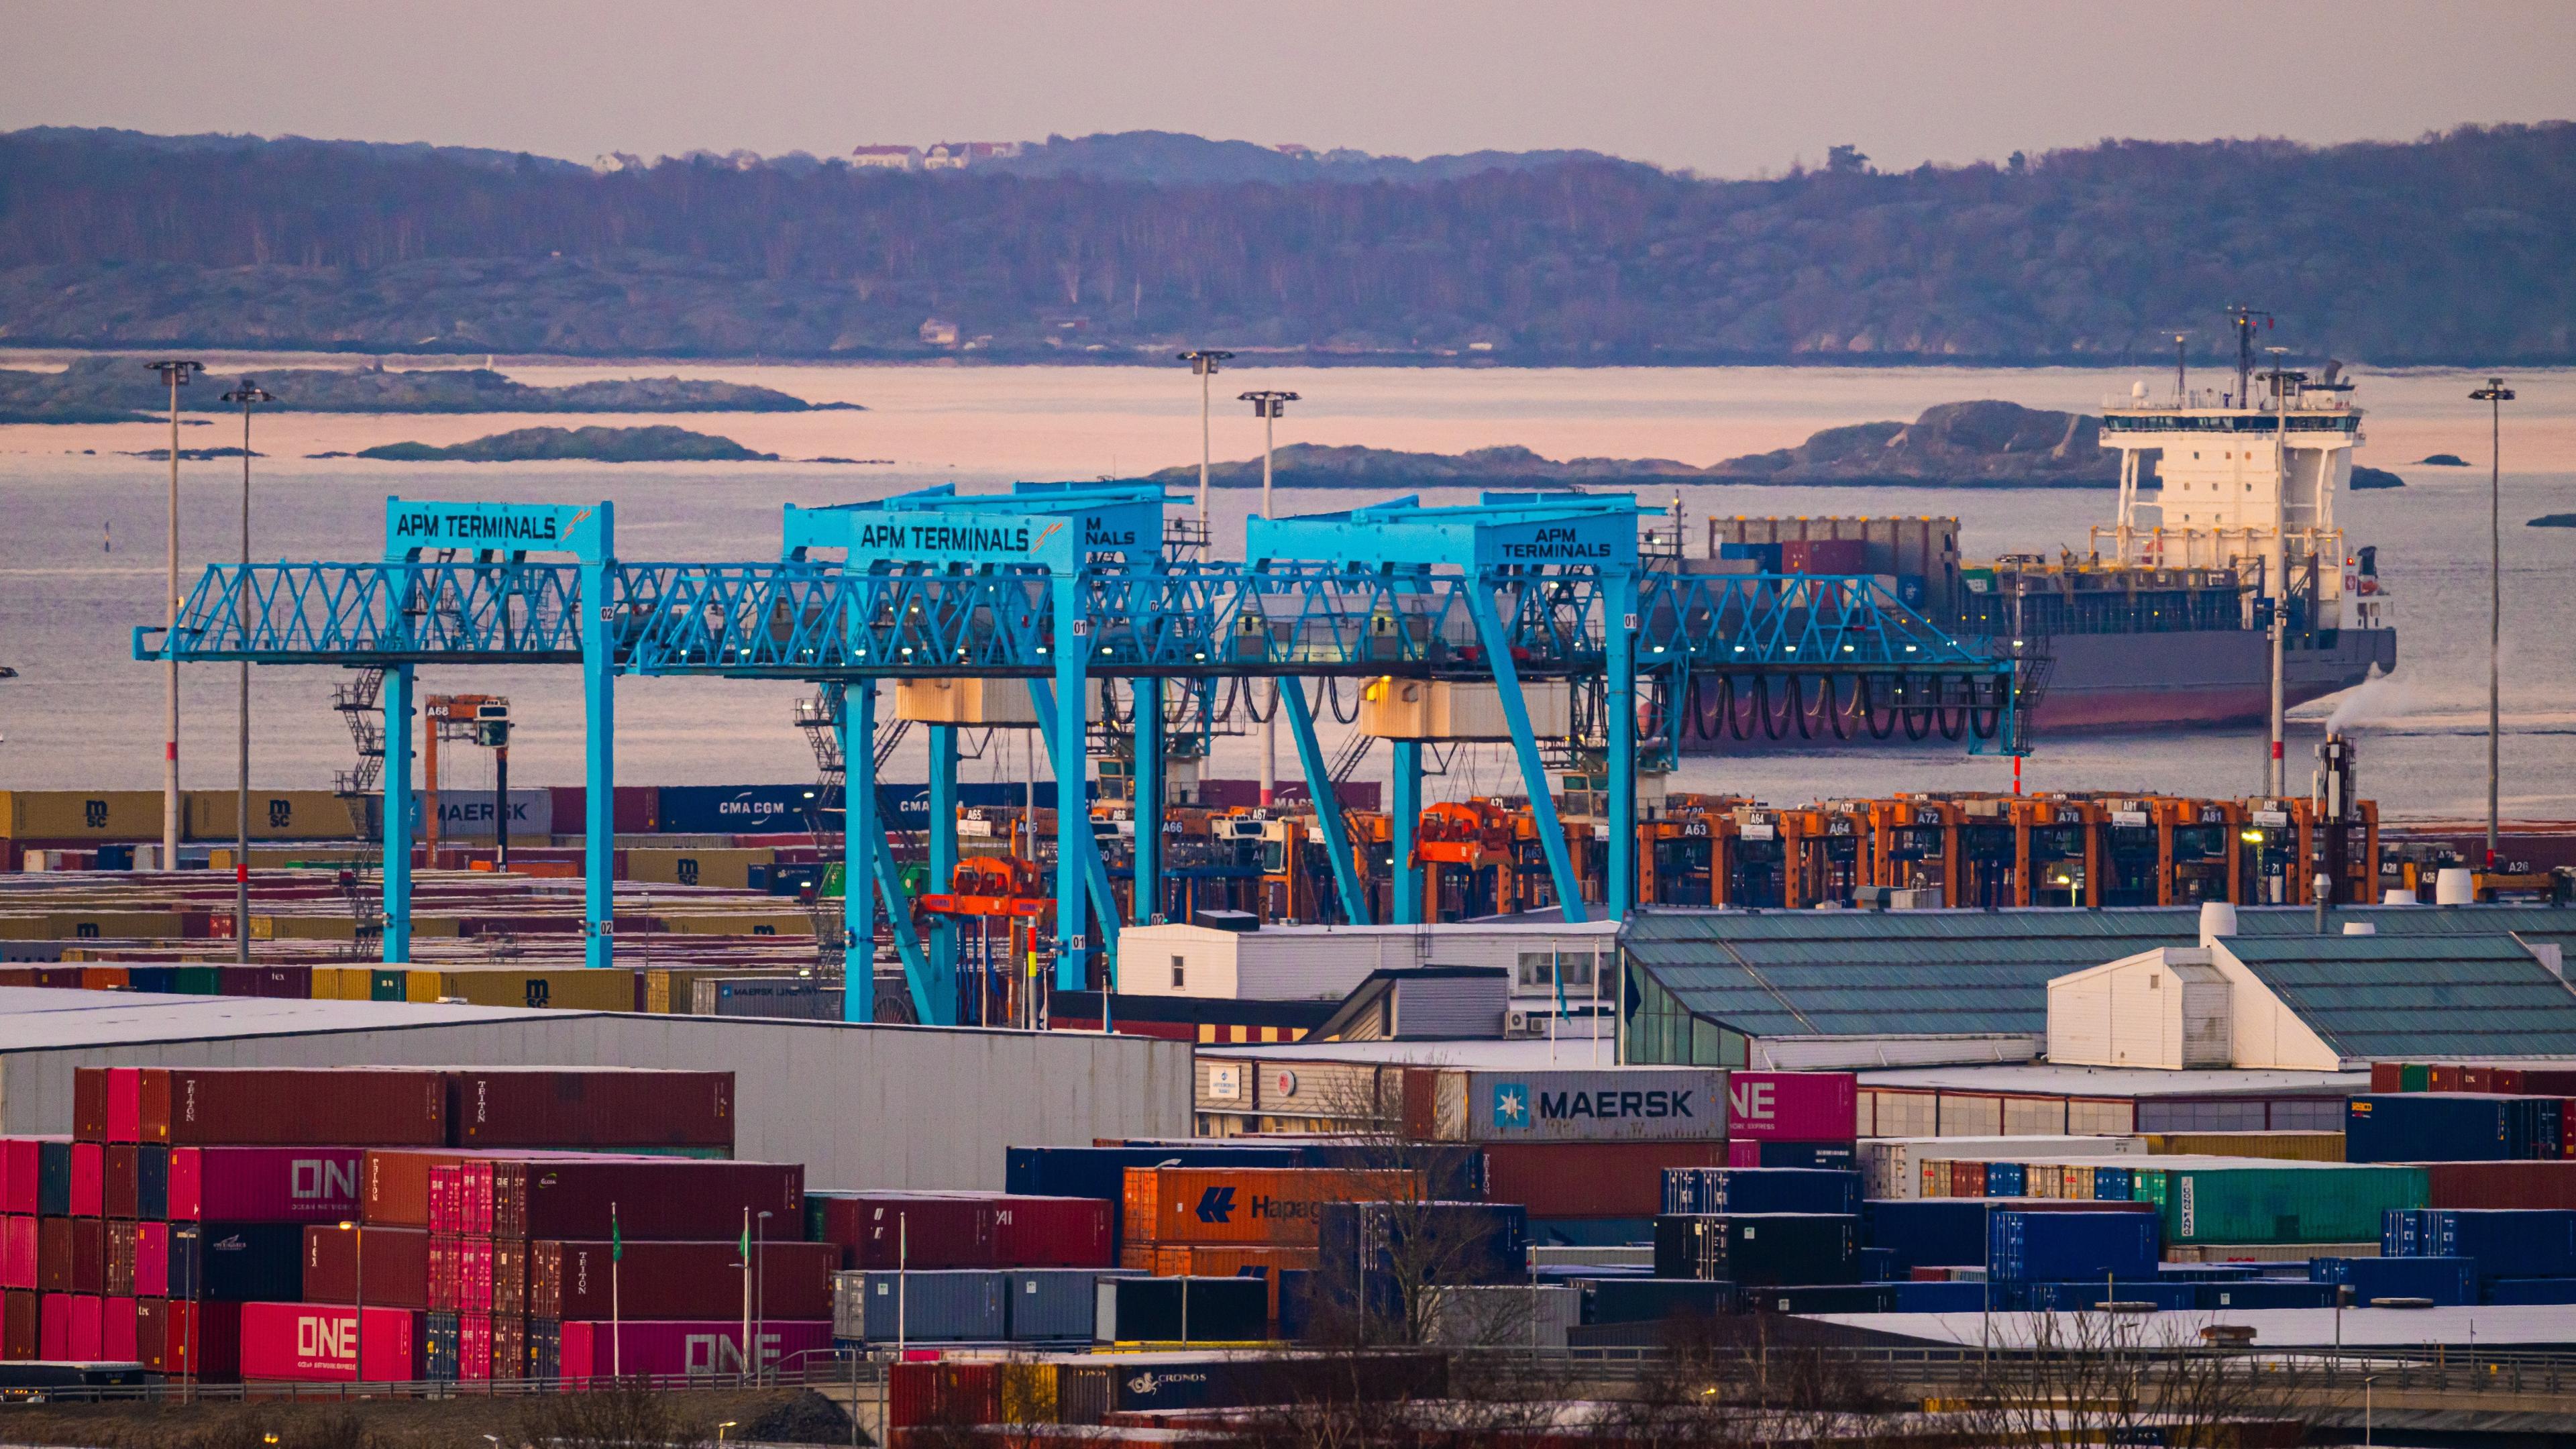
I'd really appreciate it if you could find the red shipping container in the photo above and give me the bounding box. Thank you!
[2563,1102,2576,1160]
[38,1294,67,1360]
[237,1301,419,1382]
[493,1238,526,1316]
[105,1220,137,1297]
[1949,1162,1988,1198]
[70,1142,102,1217]
[172,1146,367,1223]
[108,1068,144,1144]
[131,1296,164,1371]
[0,1216,32,1291]
[1481,1140,1731,1220]
[447,1069,735,1150]
[133,1222,168,1297]
[103,1146,138,1220]
[2526,1071,2576,1095]
[73,1069,107,1144]
[3,1289,33,1360]
[492,1313,524,1382]
[429,1235,458,1311]
[2428,1065,2461,1092]
[217,966,313,1000]
[557,1318,830,1384]
[2369,1063,2404,1093]
[429,1163,460,1234]
[0,1139,38,1216]
[531,1239,835,1320]
[1779,538,1868,574]
[1725,1072,1857,1140]
[460,1311,491,1383]
[162,1298,243,1381]
[362,1148,472,1228]
[68,1294,101,1360]
[464,1161,495,1234]
[36,1218,69,1293]
[104,1295,136,1362]
[68,1219,103,1295]
[986,1195,1113,1268]
[890,1360,1002,1430]
[458,1238,492,1311]
[2461,1067,2493,1093]
[2495,1069,2529,1095]
[812,1193,993,1269]
[1726,1140,1759,1167]
[141,1069,447,1147]
[301,1225,429,1309]
[509,1160,802,1242]
[2424,1161,2576,1210]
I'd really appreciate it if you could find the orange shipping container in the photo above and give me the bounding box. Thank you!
[1122,1167,1419,1248]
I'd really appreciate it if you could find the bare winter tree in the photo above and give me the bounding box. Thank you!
[1951,1312,2307,1448]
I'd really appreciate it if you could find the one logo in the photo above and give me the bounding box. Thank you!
[1492,1084,1532,1130]
[1194,1186,1236,1224]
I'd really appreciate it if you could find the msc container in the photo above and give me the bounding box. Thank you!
[446,1069,735,1151]
[237,1301,421,1382]
[1652,1214,1859,1286]
[832,1269,1007,1343]
[2161,1163,2428,1244]
[1725,1073,1858,1141]
[0,790,164,841]
[1987,1211,2159,1283]
[1484,1140,1731,1220]
[1664,1167,1861,1216]
[810,1191,994,1270]
[1003,1268,1122,1340]
[1124,1167,1419,1248]
[555,1318,832,1382]
[1093,1275,1267,1344]
[1412,1069,1729,1143]
[693,977,843,1020]
[1006,1145,1301,1242]
[2347,1095,2513,1163]
[2310,1255,2475,1305]
[140,1069,447,1146]
[1581,1277,1733,1324]
[530,1238,835,1321]
[301,1224,429,1309]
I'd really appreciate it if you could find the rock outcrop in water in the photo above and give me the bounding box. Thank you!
[341,425,778,463]
[0,357,847,423]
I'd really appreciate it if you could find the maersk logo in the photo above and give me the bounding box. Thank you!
[1493,1083,1532,1130]
[1495,1082,1697,1128]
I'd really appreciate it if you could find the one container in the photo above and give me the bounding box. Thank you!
[830,1269,1008,1343]
[530,1238,836,1321]
[1987,1211,2159,1283]
[1483,1140,1731,1220]
[445,1069,735,1150]
[1725,1073,1858,1141]
[301,1224,431,1309]
[1093,1275,1267,1344]
[140,1069,447,1147]
[1664,1167,1860,1216]
[172,1147,368,1222]
[1123,1167,1420,1248]
[1652,1214,1860,1286]
[237,1301,421,1381]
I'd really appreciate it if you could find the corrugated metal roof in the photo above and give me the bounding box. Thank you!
[2224,934,2576,1058]
[1620,904,2576,1042]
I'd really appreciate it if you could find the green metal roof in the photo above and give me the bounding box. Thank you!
[2222,933,2576,1059]
[1619,904,2576,1042]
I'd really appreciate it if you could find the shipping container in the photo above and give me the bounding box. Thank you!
[68,1219,101,1294]
[809,1191,994,1270]
[529,1238,834,1321]
[2347,1095,2515,1163]
[2390,1208,2576,1282]
[1652,1214,1859,1286]
[1484,1140,1732,1221]
[70,1143,100,1218]
[447,1069,735,1150]
[237,1301,421,1382]
[67,1293,101,1360]
[0,790,165,842]
[1580,1277,1733,1325]
[1006,1145,1303,1244]
[458,1311,491,1383]
[2020,1281,2198,1312]
[1317,1201,1527,1295]
[654,786,820,837]
[133,1222,166,1297]
[987,1194,1114,1269]
[2424,1161,2576,1210]
[1862,1197,2152,1273]
[423,1309,459,1382]
[691,977,842,1020]
[831,1269,1008,1343]
[2159,1163,2428,1244]
[171,1146,367,1223]
[417,1157,798,1242]
[1421,1282,1579,1348]
[1002,1269,1123,1341]
[141,1069,447,1147]
[2482,1279,2576,1305]
[160,1299,241,1380]
[1987,1211,2159,1283]
[0,1216,31,1291]
[178,1222,305,1303]
[1725,1073,1858,1141]
[1124,1168,1419,1249]
[105,1220,136,1298]
[1093,1276,1267,1344]
[1407,1069,1729,1143]
[2200,1281,2339,1309]
[1664,1167,1861,1216]
[547,785,659,837]
[36,1218,68,1294]
[73,1069,107,1143]
[301,1225,429,1309]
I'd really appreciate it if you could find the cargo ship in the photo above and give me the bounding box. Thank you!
[1686,360,2396,745]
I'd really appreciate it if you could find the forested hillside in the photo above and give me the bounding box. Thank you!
[1,124,2569,364]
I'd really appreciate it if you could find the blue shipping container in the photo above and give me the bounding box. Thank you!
[2346,1095,2513,1163]
[2092,1167,2133,1200]
[2416,1209,2576,1281]
[1890,1280,1990,1312]
[2198,1281,2337,1310]
[2023,1281,2198,1311]
[1857,1247,1895,1283]
[1988,1212,2159,1284]
[2483,1279,2576,1305]
[2310,1256,2475,1306]
[1741,1284,1896,1314]
[1863,1199,1990,1273]
[1529,1218,1656,1247]
[1581,1277,1734,1325]
[1666,1168,1861,1217]
[1984,1163,2026,1197]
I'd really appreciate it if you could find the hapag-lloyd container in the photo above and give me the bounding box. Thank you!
[532,1238,837,1320]
[1124,1168,1421,1247]
[1724,1073,1858,1142]
[237,1301,422,1382]
[142,1068,447,1146]
[447,1069,735,1150]
[303,1224,430,1309]
[171,1147,366,1222]
[1406,1069,1730,1143]
[555,1318,833,1383]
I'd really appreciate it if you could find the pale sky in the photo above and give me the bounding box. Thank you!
[7,1,2574,176]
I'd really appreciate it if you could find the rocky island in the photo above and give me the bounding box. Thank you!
[339,425,779,463]
[0,358,851,423]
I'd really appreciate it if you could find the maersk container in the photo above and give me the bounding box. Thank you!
[1987,1212,2157,1283]
[1092,1275,1267,1343]
[1664,1168,1860,1217]
[2347,1095,2513,1163]
[1580,1277,1733,1324]
[2482,1279,2576,1305]
[1652,1214,1858,1286]
[2161,1164,2428,1245]
[1002,1268,1128,1341]
[1429,1069,1729,1143]
[833,1269,1007,1342]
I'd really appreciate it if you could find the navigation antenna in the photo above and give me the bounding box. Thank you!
[2225,306,2273,408]
[2173,333,2189,404]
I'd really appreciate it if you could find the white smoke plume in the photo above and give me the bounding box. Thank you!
[2325,669,2422,734]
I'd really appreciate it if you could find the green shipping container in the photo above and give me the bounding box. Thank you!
[2163,1165,2428,1244]
[2399,1063,2431,1093]
[370,968,409,1002]
[172,965,221,995]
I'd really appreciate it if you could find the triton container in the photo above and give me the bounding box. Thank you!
[530,1238,835,1320]
[445,1069,735,1151]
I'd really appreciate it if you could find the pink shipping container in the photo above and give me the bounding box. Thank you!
[108,1069,144,1144]
[1,1216,32,1290]
[169,1146,366,1222]
[1726,1140,1759,1167]
[0,1139,42,1216]
[69,1143,101,1218]
[68,1294,101,1359]
[104,1296,136,1362]
[460,1312,491,1383]
[557,1318,832,1383]
[238,1302,420,1382]
[1725,1072,1858,1141]
[38,1294,67,1360]
[133,1223,168,1297]
[429,1163,460,1234]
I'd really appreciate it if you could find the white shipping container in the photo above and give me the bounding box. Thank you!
[1116,920,1615,1004]
[1423,1283,1578,1348]
[1860,1135,2147,1199]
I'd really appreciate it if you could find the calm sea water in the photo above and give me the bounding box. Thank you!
[2,356,2571,820]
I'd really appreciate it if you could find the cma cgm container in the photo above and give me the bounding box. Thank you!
[1725,1073,1858,1141]
[140,1069,447,1146]
[2347,1095,2516,1163]
[447,1069,735,1151]
[2155,1163,2428,1244]
[170,1147,365,1222]
[1651,1214,1860,1285]
[1664,1168,1861,1216]
[556,1318,831,1383]
[1987,1211,2159,1283]
[237,1301,421,1382]
[1124,1168,1419,1248]
[530,1239,835,1320]
[1409,1069,1729,1142]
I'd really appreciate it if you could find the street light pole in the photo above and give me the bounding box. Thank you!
[219,380,272,959]
[1175,350,1233,549]
[1238,390,1299,808]
[146,360,203,870]
[2471,377,2516,867]
[2264,346,2290,797]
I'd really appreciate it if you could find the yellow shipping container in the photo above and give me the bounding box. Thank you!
[409,967,639,1012]
[643,967,782,1014]
[185,790,366,843]
[2143,1131,2344,1163]
[309,965,367,1000]
[659,912,812,937]
[0,790,165,841]
[623,848,773,890]
[45,912,184,941]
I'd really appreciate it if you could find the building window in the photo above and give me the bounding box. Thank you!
[1171,956,1185,989]
[1517,951,1596,991]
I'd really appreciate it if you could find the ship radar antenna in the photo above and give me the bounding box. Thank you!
[2174,333,2189,403]
[2224,305,2273,409]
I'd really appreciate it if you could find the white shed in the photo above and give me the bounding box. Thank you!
[1111,920,1617,1004]
[2047,948,2233,1069]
